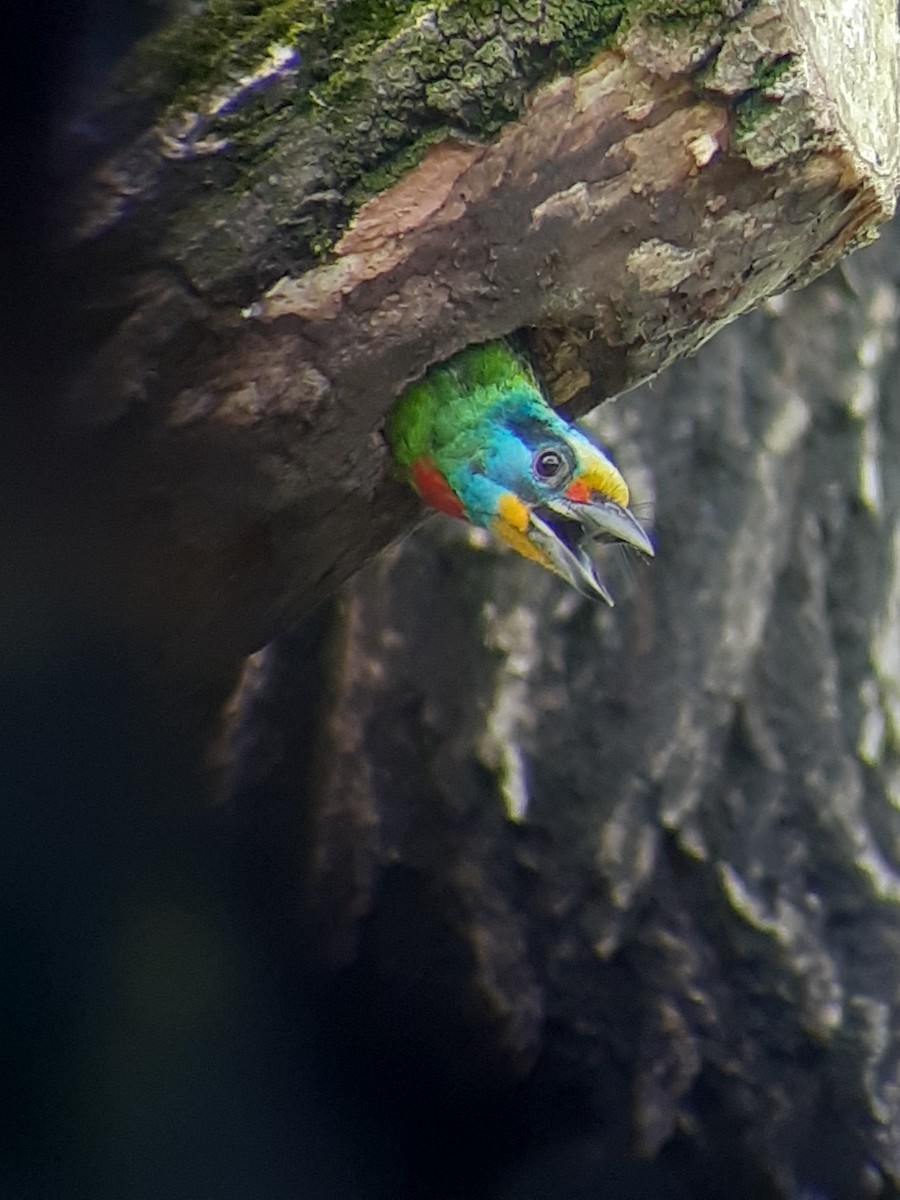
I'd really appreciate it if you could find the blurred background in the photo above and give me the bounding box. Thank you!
[5,4,900,1199]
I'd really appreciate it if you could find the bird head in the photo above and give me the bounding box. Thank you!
[388,342,653,603]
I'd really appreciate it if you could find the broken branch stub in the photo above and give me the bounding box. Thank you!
[65,0,900,664]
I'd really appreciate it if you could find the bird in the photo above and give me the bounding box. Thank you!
[387,340,653,603]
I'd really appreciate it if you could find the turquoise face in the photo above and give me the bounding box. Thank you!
[443,401,625,527]
[455,426,533,526]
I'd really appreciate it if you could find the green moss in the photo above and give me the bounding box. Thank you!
[132,0,626,151]
[129,11,607,289]
[128,0,411,108]
[307,0,627,191]
[750,52,796,92]
[730,53,805,164]
[123,0,739,288]
[732,93,808,164]
[629,0,738,20]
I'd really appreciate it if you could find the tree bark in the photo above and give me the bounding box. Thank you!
[60,0,900,670]
[42,4,900,1197]
[227,215,900,1200]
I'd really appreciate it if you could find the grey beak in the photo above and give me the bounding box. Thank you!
[525,496,654,604]
[574,498,655,558]
[528,510,616,605]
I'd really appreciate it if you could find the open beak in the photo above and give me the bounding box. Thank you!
[528,510,615,603]
[570,497,655,559]
[528,496,653,605]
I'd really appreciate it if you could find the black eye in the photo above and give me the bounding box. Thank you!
[533,446,572,484]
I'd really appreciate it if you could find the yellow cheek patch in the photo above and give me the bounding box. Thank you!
[572,450,629,506]
[492,517,552,570]
[496,491,530,533]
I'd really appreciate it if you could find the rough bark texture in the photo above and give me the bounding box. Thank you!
[226,218,900,1200]
[61,0,899,668]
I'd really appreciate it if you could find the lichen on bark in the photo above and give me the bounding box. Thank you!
[63,0,900,663]
[115,0,636,270]
[93,0,788,294]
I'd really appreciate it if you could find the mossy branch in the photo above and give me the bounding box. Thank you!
[61,0,900,670]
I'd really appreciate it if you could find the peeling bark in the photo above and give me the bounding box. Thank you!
[58,0,900,667]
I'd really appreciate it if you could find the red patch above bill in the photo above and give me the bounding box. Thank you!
[565,478,592,504]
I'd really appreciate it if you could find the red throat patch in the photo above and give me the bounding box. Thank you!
[411,457,467,519]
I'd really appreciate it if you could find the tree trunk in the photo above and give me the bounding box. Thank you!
[60,0,900,671]
[26,3,900,1198]
[227,215,900,1200]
